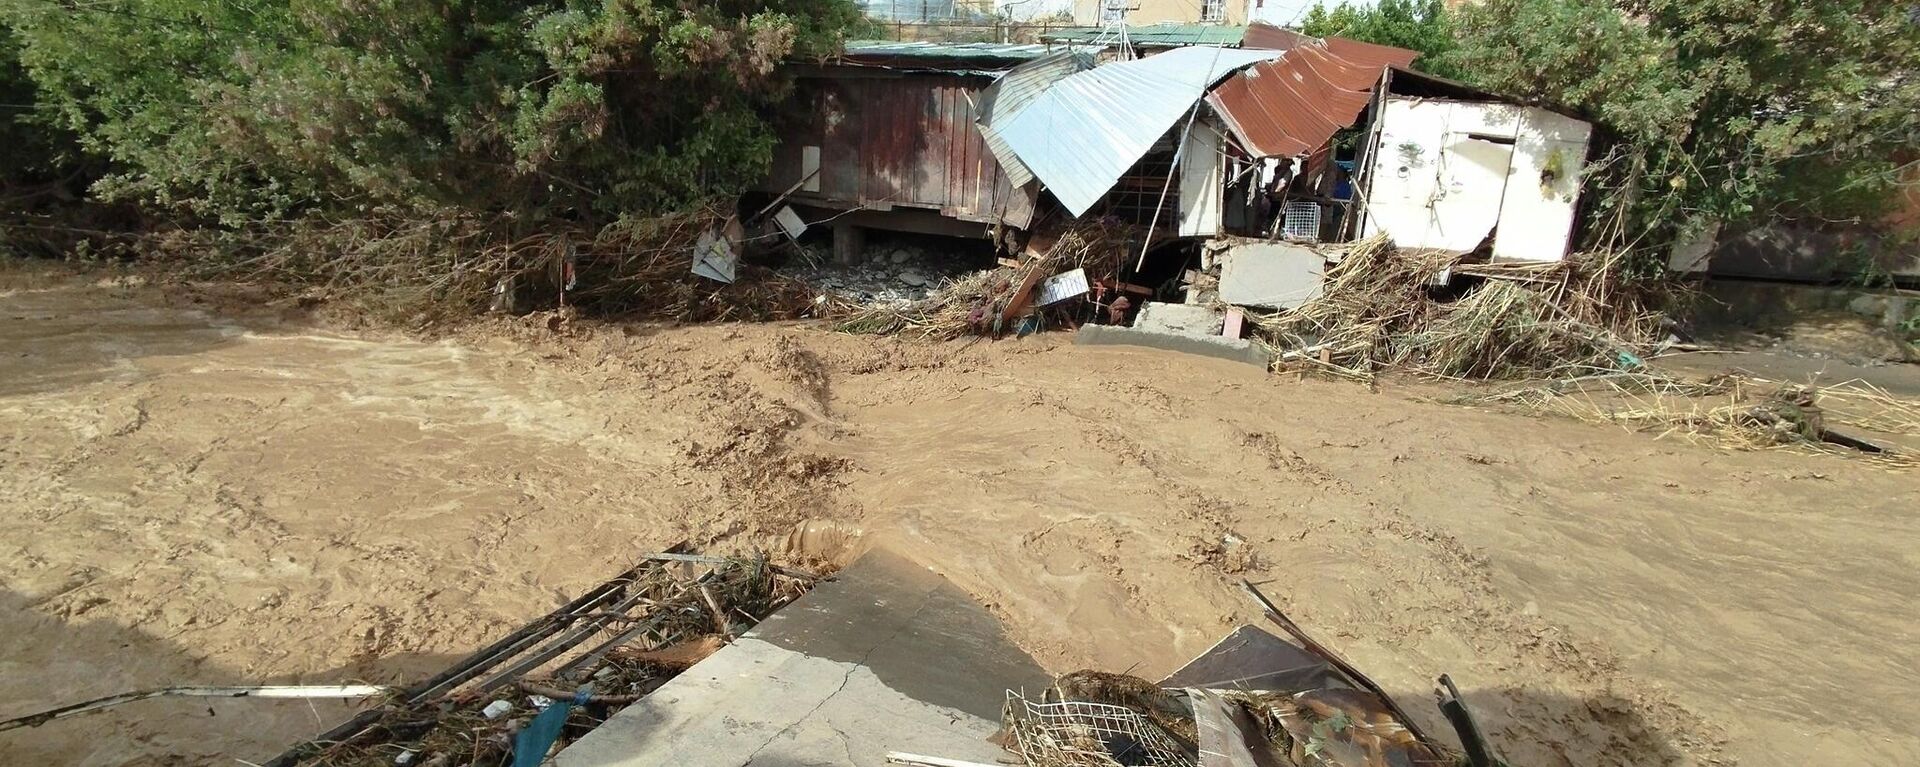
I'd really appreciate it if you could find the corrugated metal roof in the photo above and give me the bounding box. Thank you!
[1206,40,1415,158]
[976,51,1096,188]
[992,46,1283,216]
[1324,36,1418,70]
[1043,25,1249,48]
[838,40,1054,69]
[1240,23,1317,51]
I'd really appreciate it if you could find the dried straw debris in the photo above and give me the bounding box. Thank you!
[1247,236,1661,381]
[1460,373,1920,467]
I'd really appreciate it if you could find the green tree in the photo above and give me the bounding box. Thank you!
[0,21,80,192]
[2,0,865,227]
[1300,0,1462,80]
[1452,0,1920,267]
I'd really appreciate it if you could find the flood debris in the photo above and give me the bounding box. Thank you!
[0,685,393,734]
[690,221,741,284]
[833,219,1140,338]
[1462,374,1920,465]
[1246,235,1659,381]
[269,551,819,767]
[991,580,1482,767]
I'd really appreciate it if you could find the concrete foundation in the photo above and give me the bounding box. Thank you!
[1076,324,1271,367]
[1134,301,1226,336]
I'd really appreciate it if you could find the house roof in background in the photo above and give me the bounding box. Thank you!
[836,41,1055,70]
[1042,24,1249,48]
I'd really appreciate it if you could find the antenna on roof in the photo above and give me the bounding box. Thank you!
[1094,0,1136,60]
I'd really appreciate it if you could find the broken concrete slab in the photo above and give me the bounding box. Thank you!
[1134,301,1226,336]
[1076,325,1271,368]
[1218,242,1325,310]
[552,548,1047,767]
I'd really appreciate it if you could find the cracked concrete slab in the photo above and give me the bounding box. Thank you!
[552,548,1049,767]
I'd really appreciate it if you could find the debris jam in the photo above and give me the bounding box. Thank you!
[270,554,817,767]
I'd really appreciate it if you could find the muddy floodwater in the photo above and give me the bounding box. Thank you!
[2,272,1917,766]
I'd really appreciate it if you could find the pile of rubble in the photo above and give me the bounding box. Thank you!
[782,242,984,308]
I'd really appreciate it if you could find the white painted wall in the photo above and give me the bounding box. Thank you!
[1490,108,1592,262]
[1361,96,1591,262]
[1179,121,1227,237]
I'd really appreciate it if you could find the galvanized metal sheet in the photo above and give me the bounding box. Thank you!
[977,51,1095,188]
[993,46,1283,217]
[837,40,1052,72]
[1044,24,1250,48]
[841,40,1053,61]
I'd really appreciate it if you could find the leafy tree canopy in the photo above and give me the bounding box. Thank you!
[1300,0,1462,80]
[1455,0,1918,263]
[2,0,865,227]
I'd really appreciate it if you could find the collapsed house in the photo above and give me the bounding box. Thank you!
[741,26,1597,344]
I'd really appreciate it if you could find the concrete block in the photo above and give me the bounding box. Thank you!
[1076,325,1271,367]
[553,549,1047,767]
[1219,242,1326,309]
[1134,301,1225,336]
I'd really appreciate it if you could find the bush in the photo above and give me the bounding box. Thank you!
[4,0,865,228]
[1452,0,1920,269]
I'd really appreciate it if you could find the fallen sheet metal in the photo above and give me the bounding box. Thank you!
[1187,687,1266,767]
[691,227,737,283]
[555,548,1049,767]
[992,46,1283,217]
[1033,267,1091,306]
[977,50,1096,188]
[1160,624,1342,693]
[773,205,808,240]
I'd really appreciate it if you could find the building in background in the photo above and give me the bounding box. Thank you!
[1073,0,1243,26]
[1074,0,1361,26]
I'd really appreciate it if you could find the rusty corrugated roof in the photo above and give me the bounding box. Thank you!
[1242,23,1419,70]
[1204,38,1415,159]
[1239,23,1317,51]
[1323,36,1419,70]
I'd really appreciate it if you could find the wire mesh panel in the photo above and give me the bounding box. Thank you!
[1003,691,1197,767]
[1283,201,1322,241]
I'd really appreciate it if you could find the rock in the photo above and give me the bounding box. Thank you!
[890,249,914,265]
[897,270,928,288]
